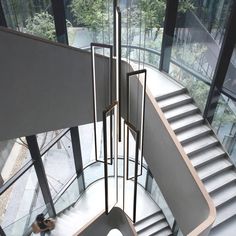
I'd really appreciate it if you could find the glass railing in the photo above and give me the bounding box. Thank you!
[212,93,236,166]
[2,204,46,236]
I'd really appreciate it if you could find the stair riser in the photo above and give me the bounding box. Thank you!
[173,119,204,133]
[186,142,218,157]
[161,98,193,112]
[200,166,233,182]
[135,211,162,227]
[180,130,212,145]
[212,202,236,229]
[192,153,225,169]
[137,219,165,234]
[156,88,187,102]
[167,109,199,122]
[206,177,236,195]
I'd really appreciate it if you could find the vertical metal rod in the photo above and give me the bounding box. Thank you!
[133,131,140,223]
[70,127,85,193]
[26,135,56,217]
[103,110,109,214]
[113,0,118,56]
[116,7,122,141]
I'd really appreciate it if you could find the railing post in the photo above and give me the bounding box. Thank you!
[70,127,85,193]
[26,135,56,217]
[51,0,69,44]
[159,0,179,73]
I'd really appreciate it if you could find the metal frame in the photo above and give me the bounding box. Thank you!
[40,129,70,156]
[123,120,140,223]
[113,0,118,56]
[203,0,236,123]
[116,6,122,141]
[126,69,147,177]
[70,127,85,192]
[0,1,7,27]
[51,0,69,44]
[91,43,113,163]
[159,0,179,73]
[103,102,118,214]
[0,160,34,195]
[26,135,56,217]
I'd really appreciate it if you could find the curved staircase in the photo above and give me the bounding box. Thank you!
[156,88,236,236]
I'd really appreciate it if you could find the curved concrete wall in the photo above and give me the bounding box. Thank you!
[120,62,216,235]
[0,27,109,141]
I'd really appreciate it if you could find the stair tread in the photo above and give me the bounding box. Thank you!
[191,146,225,168]
[211,182,236,207]
[164,104,198,120]
[170,114,203,132]
[135,212,165,232]
[138,220,168,236]
[152,227,173,236]
[197,158,232,180]
[158,93,192,110]
[213,198,236,228]
[156,88,186,101]
[177,124,211,143]
[204,170,236,193]
[183,135,218,155]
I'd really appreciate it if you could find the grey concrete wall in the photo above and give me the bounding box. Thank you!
[0,27,110,141]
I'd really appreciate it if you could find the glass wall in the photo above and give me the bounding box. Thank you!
[223,44,236,98]
[120,0,166,69]
[0,167,45,236]
[1,0,56,41]
[212,95,236,164]
[38,130,76,199]
[192,0,233,46]
[65,0,113,48]
[168,0,234,112]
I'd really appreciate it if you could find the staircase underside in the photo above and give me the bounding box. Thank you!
[155,81,236,236]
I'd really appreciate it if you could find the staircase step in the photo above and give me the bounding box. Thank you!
[183,135,218,156]
[158,93,192,111]
[212,198,236,228]
[164,104,199,122]
[135,212,164,232]
[197,158,232,181]
[204,170,236,194]
[177,124,211,144]
[190,146,225,168]
[138,220,168,236]
[151,226,173,235]
[135,211,162,226]
[211,182,236,207]
[170,114,204,133]
[156,88,187,101]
